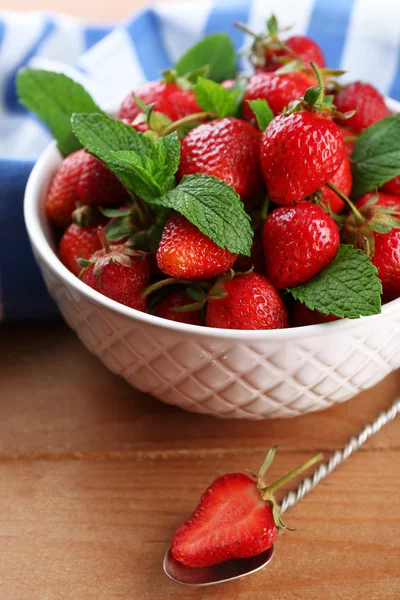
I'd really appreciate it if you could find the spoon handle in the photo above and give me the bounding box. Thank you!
[280,397,400,515]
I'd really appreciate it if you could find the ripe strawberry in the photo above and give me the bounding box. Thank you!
[292,301,339,326]
[205,272,288,330]
[320,155,352,214]
[157,213,237,280]
[178,117,265,203]
[58,218,107,277]
[334,82,390,134]
[382,176,400,196]
[171,448,322,567]
[262,35,326,72]
[81,231,150,310]
[338,125,356,157]
[242,71,315,121]
[153,290,202,325]
[263,203,340,289]
[260,111,345,205]
[45,150,83,228]
[354,192,400,301]
[118,81,201,123]
[46,149,129,228]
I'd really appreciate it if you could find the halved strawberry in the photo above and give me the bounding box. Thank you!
[171,448,322,567]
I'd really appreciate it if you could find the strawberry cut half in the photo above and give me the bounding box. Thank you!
[171,448,322,568]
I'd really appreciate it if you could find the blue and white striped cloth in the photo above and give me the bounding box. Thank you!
[1,0,400,320]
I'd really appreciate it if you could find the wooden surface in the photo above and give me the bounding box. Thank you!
[1,321,400,600]
[4,0,400,597]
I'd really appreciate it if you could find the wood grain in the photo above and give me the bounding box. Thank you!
[0,322,400,599]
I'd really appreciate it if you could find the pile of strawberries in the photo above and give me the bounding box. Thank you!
[26,16,400,331]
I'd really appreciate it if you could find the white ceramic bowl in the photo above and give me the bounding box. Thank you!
[24,99,400,420]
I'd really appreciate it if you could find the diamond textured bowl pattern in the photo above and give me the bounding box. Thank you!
[34,248,400,419]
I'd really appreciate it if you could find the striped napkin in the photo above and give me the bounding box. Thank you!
[1,0,399,320]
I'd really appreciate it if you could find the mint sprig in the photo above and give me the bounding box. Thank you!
[289,245,382,319]
[193,77,241,118]
[72,112,253,255]
[150,174,253,255]
[174,33,237,82]
[71,112,174,202]
[247,99,274,131]
[17,69,101,156]
[351,114,400,197]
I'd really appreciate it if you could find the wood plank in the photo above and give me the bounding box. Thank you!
[0,322,399,458]
[0,451,399,600]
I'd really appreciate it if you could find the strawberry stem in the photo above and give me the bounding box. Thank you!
[309,61,325,105]
[162,112,217,136]
[325,181,364,224]
[263,452,323,496]
[233,21,257,37]
[97,227,110,254]
[142,277,190,298]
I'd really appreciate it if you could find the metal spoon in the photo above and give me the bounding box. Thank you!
[164,397,400,586]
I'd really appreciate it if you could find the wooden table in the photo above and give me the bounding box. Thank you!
[4,0,400,597]
[1,321,399,599]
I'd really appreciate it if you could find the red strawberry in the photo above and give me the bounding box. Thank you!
[82,231,150,310]
[205,272,288,330]
[354,192,400,301]
[338,125,357,157]
[321,155,352,214]
[262,35,325,72]
[118,81,201,123]
[242,71,315,121]
[178,117,265,203]
[156,213,237,280]
[58,218,107,277]
[171,448,322,567]
[292,301,339,326]
[46,149,129,228]
[234,234,265,274]
[334,82,390,134]
[260,112,345,205]
[45,150,83,228]
[382,176,400,196]
[263,203,340,289]
[153,290,202,325]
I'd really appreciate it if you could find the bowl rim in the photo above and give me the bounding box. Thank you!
[24,96,400,341]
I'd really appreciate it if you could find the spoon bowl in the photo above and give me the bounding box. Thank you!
[163,545,275,586]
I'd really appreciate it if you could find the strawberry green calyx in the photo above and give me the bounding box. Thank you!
[254,447,323,531]
[78,227,146,279]
[72,204,98,227]
[286,62,355,120]
[342,194,400,256]
[234,16,294,69]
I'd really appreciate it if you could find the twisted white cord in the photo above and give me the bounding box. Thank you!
[280,397,400,515]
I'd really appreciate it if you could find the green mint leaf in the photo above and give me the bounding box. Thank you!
[112,132,180,195]
[71,113,180,201]
[17,69,101,156]
[247,99,274,131]
[174,33,237,82]
[148,174,253,255]
[289,245,382,319]
[351,114,400,197]
[194,77,240,117]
